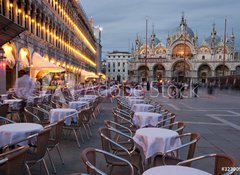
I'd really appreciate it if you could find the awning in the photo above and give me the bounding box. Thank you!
[81,69,99,79]
[31,53,65,78]
[0,14,25,47]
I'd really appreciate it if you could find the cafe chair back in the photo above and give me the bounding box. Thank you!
[0,146,29,175]
[81,147,134,175]
[177,153,237,175]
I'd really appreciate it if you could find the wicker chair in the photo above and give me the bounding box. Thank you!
[25,127,52,175]
[161,121,186,135]
[0,104,9,118]
[152,132,200,167]
[81,147,134,175]
[24,106,50,126]
[0,146,29,175]
[46,120,65,173]
[98,127,142,174]
[177,154,237,175]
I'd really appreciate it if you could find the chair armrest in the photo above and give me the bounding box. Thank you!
[0,116,15,123]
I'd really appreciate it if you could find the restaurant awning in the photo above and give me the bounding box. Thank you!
[0,14,25,47]
[31,53,65,78]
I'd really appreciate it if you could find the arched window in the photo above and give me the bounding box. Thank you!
[202,55,205,60]
[219,55,222,59]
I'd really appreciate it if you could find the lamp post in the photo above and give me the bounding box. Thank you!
[0,48,7,93]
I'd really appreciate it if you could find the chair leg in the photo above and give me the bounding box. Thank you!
[42,158,50,175]
[82,124,90,140]
[47,148,57,174]
[87,124,92,136]
[25,163,32,175]
[73,129,81,148]
[56,144,64,165]
[79,128,85,143]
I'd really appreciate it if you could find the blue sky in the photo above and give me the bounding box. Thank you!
[81,0,240,54]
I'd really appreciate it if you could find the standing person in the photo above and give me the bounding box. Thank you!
[15,71,35,100]
[147,81,150,91]
[193,82,199,97]
[15,71,35,121]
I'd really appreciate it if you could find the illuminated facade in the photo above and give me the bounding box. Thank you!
[129,15,240,83]
[0,0,100,90]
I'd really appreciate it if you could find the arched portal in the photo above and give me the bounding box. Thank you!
[236,65,240,75]
[198,64,212,83]
[153,64,165,81]
[138,65,149,82]
[215,65,230,77]
[172,61,190,82]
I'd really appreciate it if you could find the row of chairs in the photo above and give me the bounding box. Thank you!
[80,96,237,175]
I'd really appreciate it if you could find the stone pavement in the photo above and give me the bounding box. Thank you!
[31,88,240,174]
[150,87,240,173]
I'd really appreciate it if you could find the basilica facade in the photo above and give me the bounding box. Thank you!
[128,16,240,83]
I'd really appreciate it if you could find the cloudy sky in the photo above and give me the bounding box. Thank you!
[81,0,240,55]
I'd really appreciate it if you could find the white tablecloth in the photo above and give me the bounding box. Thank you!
[128,99,145,107]
[78,97,96,103]
[3,99,22,110]
[0,123,43,147]
[133,112,162,128]
[84,95,98,99]
[50,108,77,126]
[69,101,89,110]
[131,104,153,112]
[143,165,211,175]
[133,128,181,159]
[0,94,8,100]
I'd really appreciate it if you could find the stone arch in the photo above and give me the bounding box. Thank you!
[171,60,192,82]
[19,47,31,71]
[215,64,230,77]
[153,64,165,81]
[235,65,240,75]
[138,65,150,82]
[197,64,212,83]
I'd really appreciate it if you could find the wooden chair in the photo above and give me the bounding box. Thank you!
[81,147,134,175]
[0,146,29,175]
[152,132,200,167]
[177,154,237,175]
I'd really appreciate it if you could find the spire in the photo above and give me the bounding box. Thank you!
[212,22,216,35]
[231,28,234,39]
[180,11,185,26]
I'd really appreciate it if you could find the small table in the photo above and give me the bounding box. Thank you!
[84,95,98,98]
[131,104,153,112]
[79,97,96,103]
[0,123,43,148]
[133,128,181,159]
[128,99,145,107]
[50,108,77,126]
[143,165,211,175]
[69,101,89,110]
[133,112,162,128]
[0,94,8,100]
[3,99,22,110]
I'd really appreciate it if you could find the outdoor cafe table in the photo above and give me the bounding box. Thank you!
[0,123,43,148]
[49,108,77,126]
[143,165,211,175]
[3,99,22,110]
[78,97,96,103]
[133,128,181,159]
[128,98,145,107]
[131,104,154,112]
[133,112,162,128]
[68,101,89,110]
[0,94,8,100]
